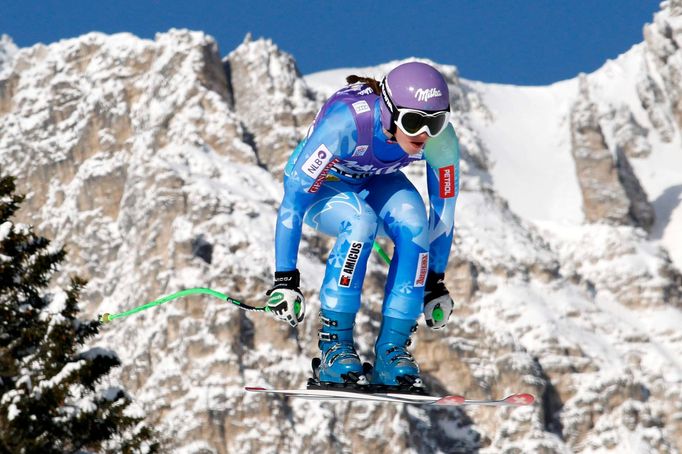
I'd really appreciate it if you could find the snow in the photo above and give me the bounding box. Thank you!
[80,347,119,361]
[586,44,682,270]
[7,403,20,421]
[462,78,584,224]
[0,221,12,262]
[0,34,18,78]
[0,221,11,240]
[457,46,682,272]
[35,360,86,396]
[47,289,68,314]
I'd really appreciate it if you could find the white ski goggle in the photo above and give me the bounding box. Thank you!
[394,108,450,137]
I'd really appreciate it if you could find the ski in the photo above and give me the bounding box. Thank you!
[245,387,535,407]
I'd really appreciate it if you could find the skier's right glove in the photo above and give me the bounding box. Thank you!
[423,271,454,330]
[266,269,306,327]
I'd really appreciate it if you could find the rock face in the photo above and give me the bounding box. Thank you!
[1,4,682,453]
[569,76,655,229]
[636,74,677,143]
[644,0,682,130]
[0,35,17,69]
[0,35,18,115]
[224,34,319,175]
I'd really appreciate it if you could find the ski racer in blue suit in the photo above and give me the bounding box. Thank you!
[266,62,460,391]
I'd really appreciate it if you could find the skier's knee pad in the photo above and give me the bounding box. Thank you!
[347,211,379,242]
[385,211,428,250]
[304,192,378,240]
[320,284,362,314]
[382,291,424,320]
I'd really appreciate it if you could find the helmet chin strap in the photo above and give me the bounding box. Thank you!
[380,77,399,136]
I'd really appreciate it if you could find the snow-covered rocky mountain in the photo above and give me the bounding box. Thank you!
[1,1,681,453]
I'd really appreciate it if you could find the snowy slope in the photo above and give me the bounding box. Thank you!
[461,43,682,270]
[460,78,582,224]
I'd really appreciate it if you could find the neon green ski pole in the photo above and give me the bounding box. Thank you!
[100,242,391,324]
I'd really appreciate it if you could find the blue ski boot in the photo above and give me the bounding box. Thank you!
[371,316,425,393]
[310,310,368,388]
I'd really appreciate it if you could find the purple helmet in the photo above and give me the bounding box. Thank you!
[380,62,450,134]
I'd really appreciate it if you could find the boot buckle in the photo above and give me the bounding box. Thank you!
[318,312,338,327]
[318,332,338,342]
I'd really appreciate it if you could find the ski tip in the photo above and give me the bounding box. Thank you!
[245,387,267,392]
[434,395,466,406]
[504,393,535,405]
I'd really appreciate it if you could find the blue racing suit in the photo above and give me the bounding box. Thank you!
[274,83,460,321]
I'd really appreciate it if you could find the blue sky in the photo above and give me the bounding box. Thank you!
[0,0,661,85]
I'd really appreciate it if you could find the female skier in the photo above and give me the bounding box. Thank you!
[266,62,460,392]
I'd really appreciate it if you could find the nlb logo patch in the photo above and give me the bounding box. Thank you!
[339,242,364,287]
[303,144,334,179]
[439,165,456,198]
[414,253,429,287]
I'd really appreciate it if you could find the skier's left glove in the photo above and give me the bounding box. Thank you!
[423,271,454,330]
[266,269,306,327]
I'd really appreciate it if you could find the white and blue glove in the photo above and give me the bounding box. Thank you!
[266,269,305,327]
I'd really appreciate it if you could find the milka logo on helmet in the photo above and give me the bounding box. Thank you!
[414,88,443,102]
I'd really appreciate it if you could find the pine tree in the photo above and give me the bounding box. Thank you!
[0,175,160,453]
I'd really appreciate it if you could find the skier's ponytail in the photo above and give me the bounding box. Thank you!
[345,75,381,95]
